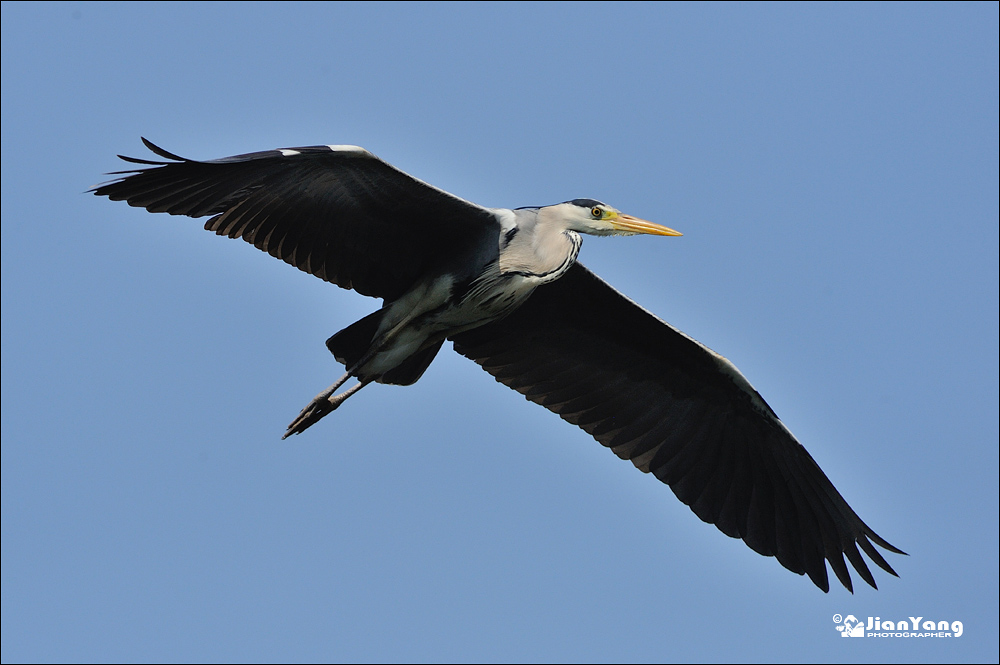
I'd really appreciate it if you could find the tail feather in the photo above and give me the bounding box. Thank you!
[379,340,444,386]
[327,308,443,386]
[326,310,385,368]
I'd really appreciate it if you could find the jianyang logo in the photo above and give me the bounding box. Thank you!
[836,615,866,637]
[833,614,964,638]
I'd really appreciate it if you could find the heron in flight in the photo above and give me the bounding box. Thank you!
[93,139,903,592]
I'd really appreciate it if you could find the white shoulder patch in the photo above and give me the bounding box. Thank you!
[325,144,370,154]
[490,208,518,233]
[279,149,301,156]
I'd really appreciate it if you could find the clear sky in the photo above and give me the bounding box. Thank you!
[2,2,997,663]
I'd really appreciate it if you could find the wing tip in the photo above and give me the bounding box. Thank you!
[140,137,188,162]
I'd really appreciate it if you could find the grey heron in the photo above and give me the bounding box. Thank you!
[93,138,903,593]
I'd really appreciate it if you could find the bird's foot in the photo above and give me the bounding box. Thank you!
[282,378,367,439]
[283,394,335,439]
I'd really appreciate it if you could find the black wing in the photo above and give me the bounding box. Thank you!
[451,263,904,592]
[92,139,501,301]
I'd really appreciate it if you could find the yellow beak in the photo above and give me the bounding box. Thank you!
[612,213,683,237]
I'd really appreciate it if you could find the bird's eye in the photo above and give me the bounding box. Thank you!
[591,207,602,218]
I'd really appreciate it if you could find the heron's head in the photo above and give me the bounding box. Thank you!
[546,199,682,237]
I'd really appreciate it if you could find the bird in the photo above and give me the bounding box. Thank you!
[93,138,904,593]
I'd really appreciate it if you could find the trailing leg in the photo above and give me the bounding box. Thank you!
[283,373,369,439]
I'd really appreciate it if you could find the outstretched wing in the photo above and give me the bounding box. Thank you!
[451,262,904,592]
[92,139,501,301]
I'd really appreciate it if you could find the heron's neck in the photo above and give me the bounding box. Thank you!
[498,209,582,280]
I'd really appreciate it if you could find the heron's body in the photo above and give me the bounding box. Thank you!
[93,139,904,593]
[336,205,581,380]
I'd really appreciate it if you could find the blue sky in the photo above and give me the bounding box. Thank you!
[2,2,997,662]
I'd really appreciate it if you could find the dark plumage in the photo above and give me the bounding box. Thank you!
[453,264,903,591]
[97,140,498,301]
[93,139,904,592]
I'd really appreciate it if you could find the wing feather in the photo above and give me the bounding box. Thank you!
[93,140,500,301]
[451,262,903,591]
